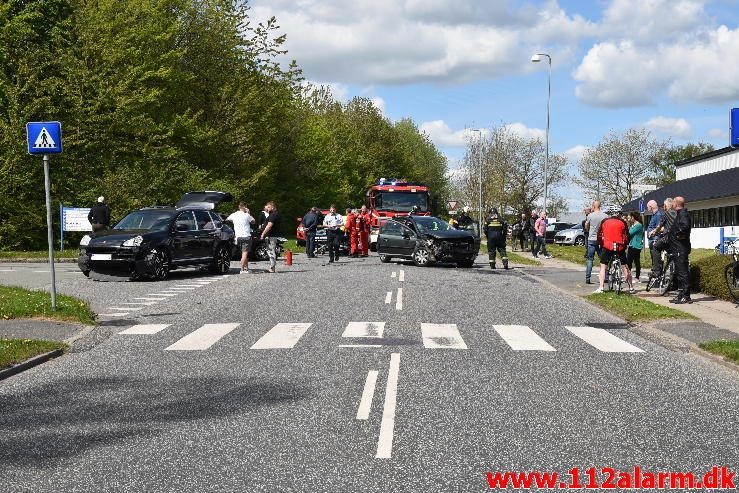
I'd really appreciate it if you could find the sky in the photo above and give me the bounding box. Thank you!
[248,0,739,208]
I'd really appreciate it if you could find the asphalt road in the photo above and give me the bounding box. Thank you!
[1,255,737,492]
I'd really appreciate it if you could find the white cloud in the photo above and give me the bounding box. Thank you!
[250,1,594,85]
[370,96,386,113]
[563,145,588,163]
[643,116,692,139]
[574,0,739,107]
[708,128,727,139]
[420,120,486,147]
[504,123,545,141]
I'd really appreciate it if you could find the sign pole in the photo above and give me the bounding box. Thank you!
[43,154,57,311]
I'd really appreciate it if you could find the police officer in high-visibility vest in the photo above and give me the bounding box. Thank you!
[484,207,509,269]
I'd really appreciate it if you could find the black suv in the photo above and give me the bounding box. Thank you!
[78,192,235,281]
[377,215,480,267]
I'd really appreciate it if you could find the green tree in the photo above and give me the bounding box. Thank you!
[651,142,715,187]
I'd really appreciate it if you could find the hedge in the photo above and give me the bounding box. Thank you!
[689,254,733,301]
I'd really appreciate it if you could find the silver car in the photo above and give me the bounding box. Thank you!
[554,223,586,246]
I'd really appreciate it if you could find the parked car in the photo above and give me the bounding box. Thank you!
[78,192,235,281]
[377,215,480,267]
[545,222,574,243]
[554,223,586,246]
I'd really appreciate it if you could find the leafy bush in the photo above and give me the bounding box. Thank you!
[690,254,733,301]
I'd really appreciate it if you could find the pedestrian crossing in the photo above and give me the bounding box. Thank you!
[117,321,648,354]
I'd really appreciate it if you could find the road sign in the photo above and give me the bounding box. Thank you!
[447,201,458,211]
[632,183,657,193]
[731,108,739,147]
[62,207,92,232]
[448,210,457,216]
[639,199,645,213]
[26,122,62,154]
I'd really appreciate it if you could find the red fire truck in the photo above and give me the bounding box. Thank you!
[366,178,431,250]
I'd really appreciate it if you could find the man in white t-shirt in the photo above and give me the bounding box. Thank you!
[227,202,255,274]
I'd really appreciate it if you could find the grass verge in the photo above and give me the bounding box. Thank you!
[0,339,66,369]
[0,285,95,324]
[698,340,739,364]
[585,292,698,322]
[0,250,77,259]
[548,244,715,270]
[282,239,306,254]
[508,251,542,266]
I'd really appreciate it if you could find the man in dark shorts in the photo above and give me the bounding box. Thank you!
[594,209,633,293]
[259,201,281,273]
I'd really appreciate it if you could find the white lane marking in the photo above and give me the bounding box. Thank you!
[33,270,50,273]
[119,302,158,306]
[395,288,403,311]
[338,344,383,348]
[493,325,556,351]
[356,370,379,420]
[391,272,397,278]
[398,270,405,282]
[0,269,15,272]
[566,326,645,353]
[376,353,400,459]
[152,292,178,296]
[165,323,240,351]
[385,291,392,304]
[168,287,195,290]
[250,323,312,349]
[99,313,129,317]
[109,307,142,311]
[421,323,467,349]
[119,324,170,335]
[135,297,168,301]
[175,284,202,288]
[342,322,385,339]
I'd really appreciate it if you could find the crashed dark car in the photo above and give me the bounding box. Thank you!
[376,215,480,267]
[78,192,235,281]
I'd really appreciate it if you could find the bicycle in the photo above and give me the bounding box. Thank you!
[606,242,624,293]
[645,249,675,296]
[724,239,739,304]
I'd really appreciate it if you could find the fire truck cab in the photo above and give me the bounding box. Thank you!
[366,178,430,251]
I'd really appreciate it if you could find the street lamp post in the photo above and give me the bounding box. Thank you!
[531,53,551,215]
[470,129,483,224]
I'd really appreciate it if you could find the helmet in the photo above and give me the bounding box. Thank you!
[462,206,471,213]
[488,207,498,215]
[410,205,421,214]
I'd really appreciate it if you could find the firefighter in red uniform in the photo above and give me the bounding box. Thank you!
[346,209,359,257]
[359,205,371,257]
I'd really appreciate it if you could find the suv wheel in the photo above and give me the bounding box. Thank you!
[574,236,585,246]
[210,245,231,274]
[379,254,391,263]
[413,247,431,267]
[147,248,170,281]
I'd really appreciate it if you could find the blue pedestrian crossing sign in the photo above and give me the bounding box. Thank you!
[26,121,62,155]
[639,199,645,213]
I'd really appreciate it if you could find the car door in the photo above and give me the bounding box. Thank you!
[398,223,418,256]
[172,211,198,261]
[194,210,219,259]
[378,221,404,254]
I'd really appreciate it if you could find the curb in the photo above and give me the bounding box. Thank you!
[0,348,64,381]
[0,258,76,263]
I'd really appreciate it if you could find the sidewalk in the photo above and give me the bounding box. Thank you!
[520,254,739,345]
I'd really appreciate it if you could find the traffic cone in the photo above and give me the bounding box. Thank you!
[285,250,293,266]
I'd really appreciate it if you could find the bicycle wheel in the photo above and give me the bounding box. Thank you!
[607,262,616,291]
[658,260,675,296]
[725,263,739,303]
[645,273,655,292]
[613,261,623,294]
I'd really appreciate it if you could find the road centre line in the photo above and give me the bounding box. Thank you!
[168,287,196,290]
[165,323,240,351]
[356,370,379,420]
[395,288,403,310]
[391,272,396,278]
[421,323,467,349]
[119,302,158,306]
[398,270,404,282]
[250,323,313,349]
[149,293,178,297]
[493,325,556,351]
[566,326,645,353]
[33,270,50,273]
[342,322,385,338]
[135,297,168,301]
[175,284,203,287]
[98,313,129,317]
[119,324,170,335]
[385,292,392,304]
[376,353,400,459]
[110,307,142,311]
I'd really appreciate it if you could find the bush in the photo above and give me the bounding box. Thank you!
[690,254,733,301]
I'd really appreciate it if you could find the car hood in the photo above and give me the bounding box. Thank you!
[176,191,233,210]
[424,230,476,241]
[86,229,159,246]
